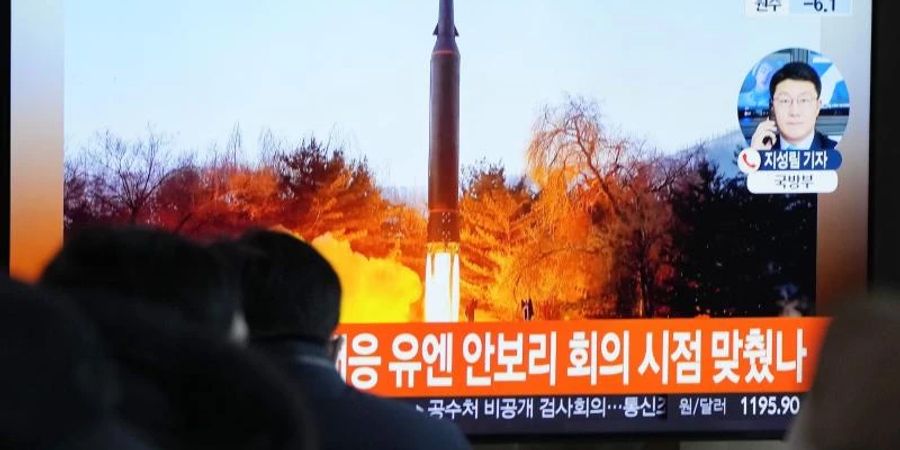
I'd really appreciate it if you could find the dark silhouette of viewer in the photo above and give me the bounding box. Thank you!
[39,226,238,337]
[0,276,154,450]
[39,227,316,450]
[233,229,472,450]
[786,292,900,450]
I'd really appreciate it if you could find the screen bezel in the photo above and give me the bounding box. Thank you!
[5,0,899,443]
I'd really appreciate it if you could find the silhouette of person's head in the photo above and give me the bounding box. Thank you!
[40,226,238,338]
[0,276,151,449]
[36,228,317,450]
[787,293,900,450]
[235,229,342,344]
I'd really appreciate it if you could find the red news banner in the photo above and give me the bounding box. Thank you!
[334,318,829,398]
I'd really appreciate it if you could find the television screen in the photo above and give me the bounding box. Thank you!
[11,0,872,439]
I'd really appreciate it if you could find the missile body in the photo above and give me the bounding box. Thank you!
[424,0,461,323]
[427,0,460,244]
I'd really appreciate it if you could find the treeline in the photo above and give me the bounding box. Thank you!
[65,97,815,320]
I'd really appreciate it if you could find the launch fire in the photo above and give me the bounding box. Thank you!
[424,243,460,322]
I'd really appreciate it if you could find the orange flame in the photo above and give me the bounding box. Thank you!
[310,233,421,323]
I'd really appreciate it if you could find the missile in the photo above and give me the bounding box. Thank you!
[424,0,461,323]
[427,0,460,244]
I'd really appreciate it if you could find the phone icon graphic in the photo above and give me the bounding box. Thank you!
[738,149,761,174]
[742,152,758,169]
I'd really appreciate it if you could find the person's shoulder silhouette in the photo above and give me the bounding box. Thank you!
[231,229,472,450]
[1,276,155,450]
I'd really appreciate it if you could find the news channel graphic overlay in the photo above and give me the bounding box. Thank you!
[736,48,848,194]
[399,393,804,435]
[332,319,826,435]
[745,0,853,16]
[738,149,841,193]
[333,319,826,399]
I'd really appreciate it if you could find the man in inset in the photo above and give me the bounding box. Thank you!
[233,229,471,450]
[751,61,839,151]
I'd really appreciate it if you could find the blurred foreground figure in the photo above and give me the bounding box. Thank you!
[0,276,154,450]
[39,227,317,450]
[233,229,472,450]
[787,291,900,450]
[40,226,238,337]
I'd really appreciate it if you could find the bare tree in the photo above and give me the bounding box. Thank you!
[258,127,284,164]
[63,155,94,229]
[82,127,178,224]
[525,96,697,317]
[527,95,638,219]
[225,122,242,166]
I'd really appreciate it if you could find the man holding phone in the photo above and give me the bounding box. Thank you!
[750,62,838,151]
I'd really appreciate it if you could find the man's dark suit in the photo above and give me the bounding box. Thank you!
[253,339,472,450]
[773,131,839,150]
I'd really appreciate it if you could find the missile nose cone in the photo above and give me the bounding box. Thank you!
[435,0,457,36]
[433,0,459,51]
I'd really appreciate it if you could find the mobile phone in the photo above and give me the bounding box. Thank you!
[762,102,777,147]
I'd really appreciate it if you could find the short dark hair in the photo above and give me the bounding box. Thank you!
[769,62,822,99]
[39,226,237,337]
[235,230,341,342]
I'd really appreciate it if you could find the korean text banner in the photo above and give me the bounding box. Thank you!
[335,318,827,398]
